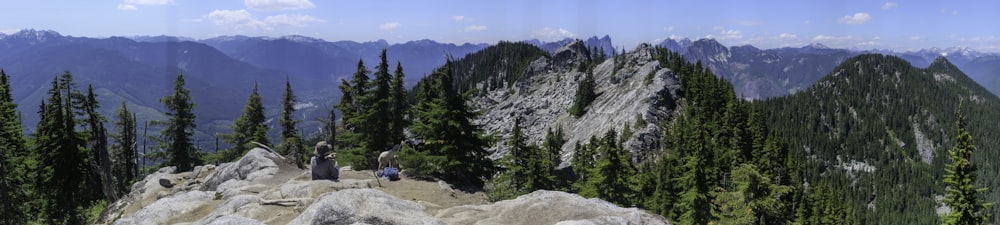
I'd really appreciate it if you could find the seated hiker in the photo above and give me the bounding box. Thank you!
[310,141,339,180]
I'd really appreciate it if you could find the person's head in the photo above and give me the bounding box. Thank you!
[314,141,332,156]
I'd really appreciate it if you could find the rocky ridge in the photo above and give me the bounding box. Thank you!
[473,40,680,165]
[96,148,670,224]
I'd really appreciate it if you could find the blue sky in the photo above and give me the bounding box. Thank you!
[2,0,999,52]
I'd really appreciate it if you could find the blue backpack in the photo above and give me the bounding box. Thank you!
[381,167,400,181]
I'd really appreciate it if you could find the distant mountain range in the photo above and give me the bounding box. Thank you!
[3,28,1000,149]
[658,38,1000,99]
[0,29,612,149]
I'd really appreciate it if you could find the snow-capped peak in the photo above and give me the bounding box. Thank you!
[804,43,830,49]
[9,29,62,41]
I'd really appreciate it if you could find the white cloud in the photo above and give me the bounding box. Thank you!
[838,13,872,25]
[451,15,466,21]
[857,41,878,46]
[812,35,856,42]
[531,27,576,41]
[124,0,174,5]
[117,0,171,10]
[264,14,324,27]
[117,4,137,10]
[204,9,268,30]
[379,22,401,31]
[663,26,674,32]
[463,25,487,32]
[245,0,315,11]
[733,20,762,26]
[909,36,923,41]
[881,2,898,10]
[940,8,959,15]
[716,29,743,40]
[669,35,685,40]
[961,36,998,42]
[804,20,811,24]
[777,33,797,39]
[712,26,724,30]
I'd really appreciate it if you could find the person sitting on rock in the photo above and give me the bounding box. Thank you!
[310,141,339,181]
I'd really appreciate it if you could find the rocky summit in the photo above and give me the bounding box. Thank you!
[473,41,680,165]
[96,148,669,224]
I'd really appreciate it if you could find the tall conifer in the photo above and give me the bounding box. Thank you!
[944,100,992,225]
[160,74,200,172]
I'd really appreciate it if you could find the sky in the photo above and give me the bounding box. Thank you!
[1,0,999,52]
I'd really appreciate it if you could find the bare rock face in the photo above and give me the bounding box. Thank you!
[437,190,669,225]
[112,191,214,225]
[551,40,591,70]
[289,189,445,225]
[201,148,281,192]
[473,41,680,166]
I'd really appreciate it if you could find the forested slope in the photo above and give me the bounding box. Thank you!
[759,54,1000,224]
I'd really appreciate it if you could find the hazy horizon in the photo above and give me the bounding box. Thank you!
[1,0,999,52]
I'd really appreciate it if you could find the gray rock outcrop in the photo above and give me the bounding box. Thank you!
[472,41,680,166]
[98,145,671,225]
[437,190,669,225]
[201,148,281,191]
[289,189,445,225]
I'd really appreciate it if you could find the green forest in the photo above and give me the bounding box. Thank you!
[759,54,1000,224]
[0,43,993,225]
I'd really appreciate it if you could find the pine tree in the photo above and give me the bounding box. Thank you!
[674,112,714,225]
[160,74,201,172]
[362,48,394,168]
[569,71,596,117]
[580,129,634,206]
[943,100,992,225]
[410,60,496,187]
[0,69,28,224]
[82,85,117,202]
[543,126,566,167]
[111,101,138,195]
[34,72,90,224]
[504,117,529,191]
[279,78,305,168]
[390,61,409,143]
[713,163,792,225]
[325,109,337,145]
[221,83,268,162]
[337,59,373,168]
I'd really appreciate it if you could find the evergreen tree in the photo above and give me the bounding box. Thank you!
[410,60,496,187]
[487,117,531,201]
[325,109,337,145]
[569,71,597,117]
[160,74,201,172]
[82,85,117,202]
[543,126,566,167]
[579,129,634,206]
[944,100,992,225]
[110,101,138,195]
[279,78,305,168]
[34,72,90,224]
[390,61,409,143]
[505,118,529,191]
[220,83,268,162]
[714,163,792,225]
[337,59,373,168]
[0,69,28,224]
[673,112,714,225]
[362,48,394,168]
